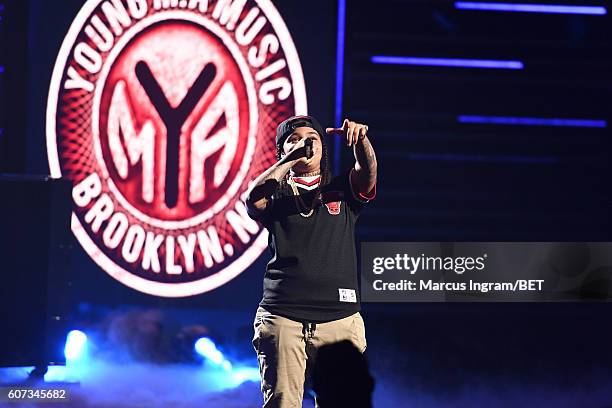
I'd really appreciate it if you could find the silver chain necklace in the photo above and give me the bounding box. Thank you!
[288,177,320,218]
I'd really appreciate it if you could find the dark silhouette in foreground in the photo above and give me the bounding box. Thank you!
[312,340,375,408]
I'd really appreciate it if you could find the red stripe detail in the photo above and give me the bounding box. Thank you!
[292,176,321,187]
[349,168,376,201]
[358,184,377,200]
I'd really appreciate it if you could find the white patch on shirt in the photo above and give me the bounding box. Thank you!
[338,288,357,303]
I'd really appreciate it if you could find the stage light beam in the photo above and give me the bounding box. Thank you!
[371,56,524,70]
[64,330,87,361]
[458,115,607,128]
[454,2,607,15]
[194,337,232,371]
[333,0,347,174]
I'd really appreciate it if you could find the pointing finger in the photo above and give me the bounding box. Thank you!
[342,119,350,131]
[325,127,343,135]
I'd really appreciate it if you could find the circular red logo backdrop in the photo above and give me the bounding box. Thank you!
[47,0,307,297]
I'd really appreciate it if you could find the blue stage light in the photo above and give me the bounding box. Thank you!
[231,366,260,384]
[194,337,231,371]
[455,2,607,15]
[371,56,524,70]
[458,115,607,128]
[64,330,87,361]
[333,0,347,175]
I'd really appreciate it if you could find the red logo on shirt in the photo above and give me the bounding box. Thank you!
[325,201,341,215]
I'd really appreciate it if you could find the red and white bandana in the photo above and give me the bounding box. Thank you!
[290,174,321,191]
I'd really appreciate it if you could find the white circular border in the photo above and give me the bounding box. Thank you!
[46,0,308,297]
[92,11,258,230]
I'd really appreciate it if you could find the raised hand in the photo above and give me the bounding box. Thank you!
[325,119,369,147]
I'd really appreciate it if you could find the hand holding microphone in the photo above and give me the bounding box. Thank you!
[284,137,314,165]
[304,138,313,159]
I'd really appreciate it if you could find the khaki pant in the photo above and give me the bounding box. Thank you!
[252,306,367,408]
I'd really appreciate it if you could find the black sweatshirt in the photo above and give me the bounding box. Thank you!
[247,169,374,322]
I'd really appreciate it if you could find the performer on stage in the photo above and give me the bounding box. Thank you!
[246,115,377,407]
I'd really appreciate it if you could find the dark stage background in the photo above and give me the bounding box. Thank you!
[1,1,612,406]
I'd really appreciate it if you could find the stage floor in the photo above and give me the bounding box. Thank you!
[2,303,612,407]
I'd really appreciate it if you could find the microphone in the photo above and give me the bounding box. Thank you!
[304,138,313,159]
